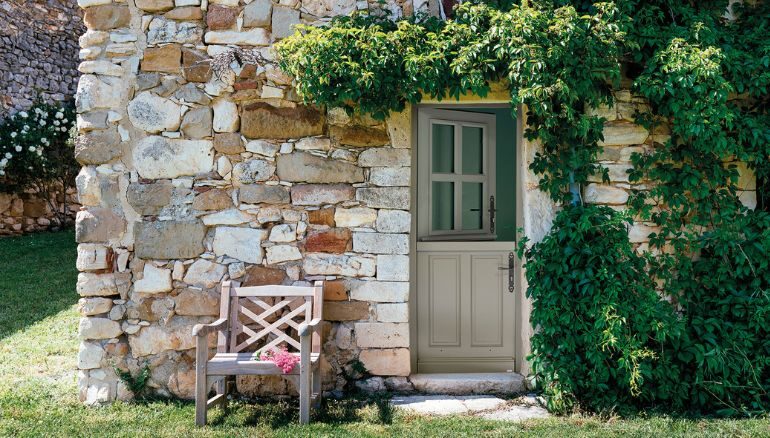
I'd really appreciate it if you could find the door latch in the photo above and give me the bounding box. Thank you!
[489,196,496,234]
[497,252,515,292]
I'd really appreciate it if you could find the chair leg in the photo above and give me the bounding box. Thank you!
[299,335,311,425]
[195,336,208,426]
[312,366,322,410]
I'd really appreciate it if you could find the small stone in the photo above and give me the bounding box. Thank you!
[295,137,331,151]
[182,47,211,83]
[133,136,214,179]
[355,323,409,348]
[127,181,173,216]
[376,255,409,281]
[228,262,247,279]
[330,125,389,147]
[77,273,119,297]
[239,184,291,204]
[78,297,113,316]
[242,265,287,286]
[291,184,355,206]
[271,6,301,39]
[136,0,175,12]
[206,5,238,30]
[148,17,203,44]
[357,187,409,210]
[164,6,204,20]
[335,207,377,228]
[323,301,370,321]
[80,317,123,340]
[349,280,408,303]
[265,245,302,264]
[353,232,408,254]
[128,320,195,356]
[202,209,253,225]
[78,342,105,369]
[213,227,267,263]
[181,107,213,139]
[384,376,414,392]
[183,259,227,288]
[243,0,272,27]
[232,159,276,185]
[128,92,182,134]
[324,280,348,301]
[359,149,410,167]
[83,5,130,30]
[584,184,629,205]
[359,348,410,376]
[75,208,126,243]
[305,228,351,253]
[257,207,283,223]
[204,28,269,46]
[375,303,408,322]
[214,133,243,154]
[174,289,219,316]
[142,44,182,73]
[213,99,239,133]
[193,189,233,211]
[370,167,410,186]
[376,209,410,233]
[277,152,365,183]
[308,207,335,226]
[245,140,280,157]
[599,121,649,146]
[269,224,296,242]
[74,128,122,165]
[356,377,385,393]
[134,264,172,294]
[76,244,112,272]
[303,254,375,277]
[134,221,206,259]
[241,103,324,139]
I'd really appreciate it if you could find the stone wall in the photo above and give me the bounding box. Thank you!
[0,0,83,115]
[0,189,79,235]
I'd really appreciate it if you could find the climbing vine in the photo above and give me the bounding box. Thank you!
[277,0,770,415]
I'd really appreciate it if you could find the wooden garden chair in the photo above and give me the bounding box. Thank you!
[192,280,324,426]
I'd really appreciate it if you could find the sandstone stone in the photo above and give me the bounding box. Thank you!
[128,321,195,356]
[134,264,173,294]
[323,301,370,321]
[308,207,335,226]
[330,125,389,147]
[202,209,253,225]
[740,190,757,209]
[266,245,302,264]
[128,92,182,134]
[370,167,410,186]
[213,227,267,263]
[78,60,123,77]
[77,244,112,272]
[245,140,280,157]
[76,75,125,113]
[78,297,113,316]
[83,5,130,30]
[242,265,287,286]
[628,223,658,243]
[376,209,411,233]
[181,107,213,139]
[599,121,649,146]
[77,112,109,132]
[213,132,243,154]
[134,221,206,259]
[76,208,126,242]
[303,253,375,277]
[183,259,227,288]
[295,137,331,151]
[136,0,175,12]
[269,224,296,242]
[357,187,409,210]
[164,6,204,20]
[168,369,196,400]
[133,136,214,179]
[355,323,409,348]
[732,161,756,191]
[349,280,408,302]
[182,47,211,83]
[148,17,203,44]
[375,303,408,323]
[237,375,290,397]
[376,254,409,281]
[20,198,46,218]
[588,164,632,183]
[213,99,239,133]
[305,228,351,253]
[205,28,269,46]
[291,184,354,206]
[359,348,410,376]
[386,108,411,149]
[174,289,219,316]
[584,184,629,205]
[80,317,123,340]
[228,262,246,279]
[241,103,324,139]
[353,232,408,254]
[324,280,348,301]
[127,181,173,215]
[239,185,290,204]
[265,65,293,85]
[272,6,301,39]
[257,207,283,223]
[77,273,119,297]
[74,128,122,165]
[243,0,272,27]
[359,149,410,167]
[207,5,238,30]
[193,189,232,210]
[232,159,276,185]
[279,153,365,184]
[78,342,105,369]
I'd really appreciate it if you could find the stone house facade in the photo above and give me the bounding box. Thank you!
[73,0,757,403]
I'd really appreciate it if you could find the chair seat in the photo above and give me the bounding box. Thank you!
[207,352,320,376]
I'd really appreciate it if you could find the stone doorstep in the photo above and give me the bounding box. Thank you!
[409,372,526,395]
[391,394,549,421]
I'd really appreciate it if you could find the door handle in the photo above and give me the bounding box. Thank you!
[500,252,514,293]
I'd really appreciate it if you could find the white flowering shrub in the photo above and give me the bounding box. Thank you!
[0,100,78,225]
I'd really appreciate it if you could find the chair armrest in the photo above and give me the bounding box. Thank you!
[298,318,323,337]
[192,318,227,337]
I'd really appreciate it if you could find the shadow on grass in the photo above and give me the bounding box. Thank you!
[0,229,78,339]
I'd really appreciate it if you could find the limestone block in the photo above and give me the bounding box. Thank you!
[349,280,408,303]
[148,17,203,44]
[588,164,632,183]
[193,189,233,210]
[78,297,113,316]
[242,265,287,286]
[204,28,269,46]
[183,259,227,288]
[202,209,253,225]
[628,223,658,243]
[308,207,335,226]
[128,320,196,356]
[291,184,355,206]
[266,245,302,264]
[78,61,123,77]
[584,183,629,205]
[127,181,174,215]
[241,103,324,139]
[182,47,211,83]
[376,209,410,233]
[136,0,175,12]
[359,348,410,376]
[370,167,410,186]
[359,149,410,167]
[243,0,272,27]
[128,92,182,134]
[77,244,112,271]
[213,98,239,133]
[77,273,119,297]
[245,140,280,157]
[598,121,649,146]
[77,75,125,113]
[272,6,301,39]
[301,0,355,17]
[167,369,196,400]
[134,221,206,259]
[214,132,243,154]
[133,136,214,179]
[174,289,219,316]
[386,108,412,149]
[239,184,291,204]
[330,125,389,147]
[355,323,409,348]
[295,137,331,151]
[305,228,352,253]
[353,232,408,254]
[78,341,105,369]
[207,5,238,30]
[232,159,276,185]
[375,303,408,323]
[134,264,173,294]
[357,187,409,210]
[74,127,122,165]
[80,317,123,340]
[76,208,126,243]
[181,107,213,139]
[269,224,296,242]
[213,227,267,263]
[335,207,377,228]
[303,253,376,277]
[376,254,409,281]
[323,301,370,321]
[740,190,757,209]
[164,6,204,20]
[83,5,130,30]
[276,152,365,183]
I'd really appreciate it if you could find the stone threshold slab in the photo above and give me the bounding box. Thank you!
[391,394,550,421]
[409,372,526,395]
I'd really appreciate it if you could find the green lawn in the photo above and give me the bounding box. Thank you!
[1,231,769,437]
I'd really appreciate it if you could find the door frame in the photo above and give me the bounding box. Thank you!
[408,102,526,374]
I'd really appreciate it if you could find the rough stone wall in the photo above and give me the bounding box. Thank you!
[0,189,79,235]
[0,0,83,115]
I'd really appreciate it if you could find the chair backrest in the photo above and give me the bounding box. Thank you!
[218,280,324,355]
